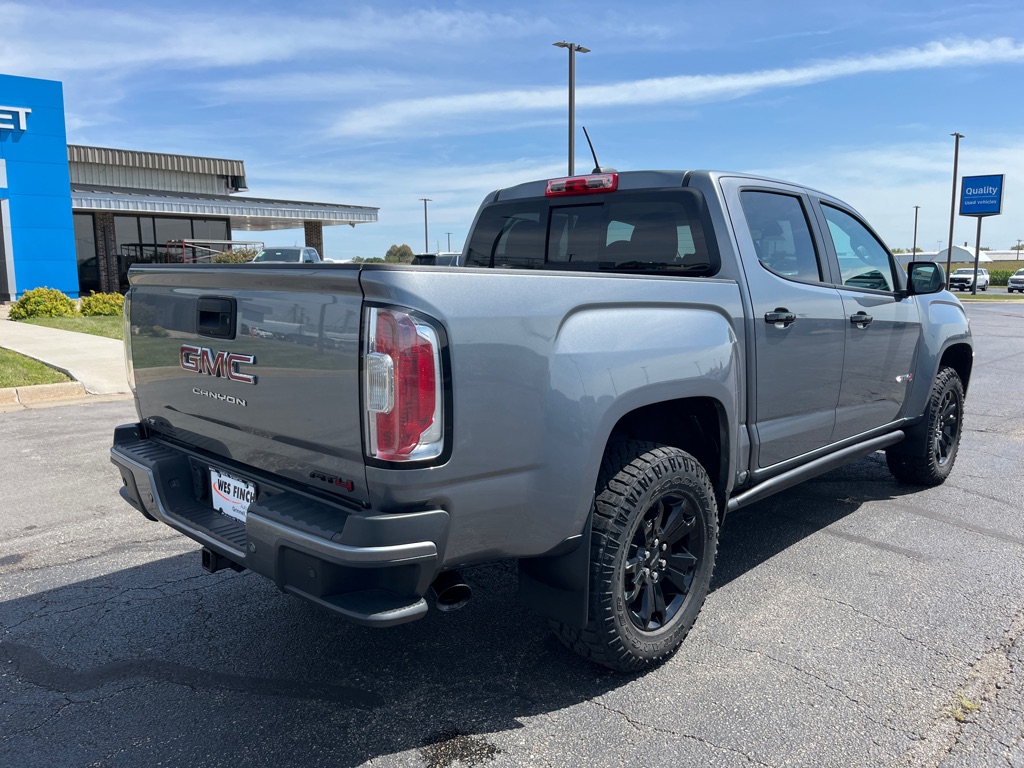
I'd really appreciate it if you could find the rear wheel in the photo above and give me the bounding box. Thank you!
[886,367,964,486]
[551,442,718,673]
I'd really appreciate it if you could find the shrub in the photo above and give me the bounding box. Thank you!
[8,287,78,320]
[80,292,125,316]
[989,270,1011,287]
[212,246,261,264]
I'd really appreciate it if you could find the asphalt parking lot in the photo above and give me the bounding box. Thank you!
[1,302,1022,767]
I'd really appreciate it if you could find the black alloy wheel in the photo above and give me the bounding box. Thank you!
[551,441,718,673]
[886,366,964,486]
[622,492,705,632]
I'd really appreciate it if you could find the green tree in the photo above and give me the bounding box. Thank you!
[352,256,385,263]
[892,248,907,254]
[385,244,414,263]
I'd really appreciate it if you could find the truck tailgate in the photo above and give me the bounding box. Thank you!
[127,265,368,506]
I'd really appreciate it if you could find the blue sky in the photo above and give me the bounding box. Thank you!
[3,0,1023,259]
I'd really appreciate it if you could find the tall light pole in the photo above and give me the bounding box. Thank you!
[553,41,590,176]
[419,198,431,253]
[446,232,452,252]
[912,205,920,255]
[1017,238,1022,263]
[946,132,964,284]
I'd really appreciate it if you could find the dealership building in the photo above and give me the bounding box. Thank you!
[0,73,378,301]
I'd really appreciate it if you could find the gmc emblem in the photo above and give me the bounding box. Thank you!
[180,345,257,384]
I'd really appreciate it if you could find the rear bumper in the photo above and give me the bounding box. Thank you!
[110,423,449,627]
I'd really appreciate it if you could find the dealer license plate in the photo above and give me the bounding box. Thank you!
[210,468,257,522]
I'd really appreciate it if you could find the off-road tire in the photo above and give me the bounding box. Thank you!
[552,441,719,673]
[886,367,964,486]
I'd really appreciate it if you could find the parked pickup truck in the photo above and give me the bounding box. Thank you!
[111,170,972,672]
[948,266,989,291]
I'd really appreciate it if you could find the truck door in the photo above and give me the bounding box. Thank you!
[722,180,847,469]
[813,201,921,441]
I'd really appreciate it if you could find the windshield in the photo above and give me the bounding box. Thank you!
[252,248,302,263]
[1016,270,1024,276]
[953,268,974,274]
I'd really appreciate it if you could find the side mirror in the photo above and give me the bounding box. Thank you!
[906,262,946,295]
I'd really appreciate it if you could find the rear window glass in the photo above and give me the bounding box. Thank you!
[464,189,718,276]
[253,248,302,263]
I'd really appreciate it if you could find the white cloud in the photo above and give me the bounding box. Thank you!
[0,3,539,75]
[331,38,1024,137]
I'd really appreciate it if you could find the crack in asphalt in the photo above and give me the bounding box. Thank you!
[0,641,383,710]
[894,503,1024,549]
[899,609,1024,768]
[589,699,773,767]
[705,638,892,721]
[816,595,959,663]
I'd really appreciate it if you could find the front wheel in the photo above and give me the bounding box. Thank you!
[551,442,719,673]
[886,367,964,485]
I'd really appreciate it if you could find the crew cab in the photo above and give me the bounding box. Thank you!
[948,266,989,291]
[111,170,972,672]
[1007,268,1024,293]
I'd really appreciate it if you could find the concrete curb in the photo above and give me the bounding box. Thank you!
[0,381,88,408]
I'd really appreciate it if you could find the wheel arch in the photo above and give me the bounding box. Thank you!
[939,342,973,395]
[519,393,733,628]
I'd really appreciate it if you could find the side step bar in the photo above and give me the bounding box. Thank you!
[727,431,904,513]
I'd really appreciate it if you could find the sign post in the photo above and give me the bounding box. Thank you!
[959,174,1004,295]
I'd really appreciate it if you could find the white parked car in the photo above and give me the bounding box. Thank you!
[948,267,989,291]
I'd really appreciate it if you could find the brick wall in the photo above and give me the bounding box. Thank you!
[93,212,118,293]
[303,221,324,257]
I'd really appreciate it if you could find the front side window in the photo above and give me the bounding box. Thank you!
[821,204,898,292]
[740,190,823,283]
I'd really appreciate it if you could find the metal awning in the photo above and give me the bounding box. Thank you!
[70,185,378,231]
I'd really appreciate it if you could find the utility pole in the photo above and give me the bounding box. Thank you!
[446,232,452,252]
[419,198,431,253]
[912,205,920,256]
[553,41,590,176]
[946,132,964,285]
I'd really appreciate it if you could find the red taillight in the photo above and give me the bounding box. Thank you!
[545,173,618,197]
[364,307,443,462]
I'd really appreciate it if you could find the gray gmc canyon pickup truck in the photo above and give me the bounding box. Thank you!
[111,170,972,672]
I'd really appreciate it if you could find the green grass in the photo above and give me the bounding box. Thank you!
[0,348,71,388]
[957,292,1024,301]
[21,315,124,340]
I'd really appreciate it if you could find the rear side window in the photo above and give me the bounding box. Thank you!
[464,190,718,276]
[740,191,823,283]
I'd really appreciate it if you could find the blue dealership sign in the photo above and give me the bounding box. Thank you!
[0,73,78,299]
[959,174,1004,217]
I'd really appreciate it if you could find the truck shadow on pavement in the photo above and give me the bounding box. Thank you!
[1,453,918,767]
[713,450,929,590]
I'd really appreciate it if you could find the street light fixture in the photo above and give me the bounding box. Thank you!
[419,198,432,254]
[946,132,964,284]
[553,41,590,176]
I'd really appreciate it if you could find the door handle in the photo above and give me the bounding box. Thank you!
[197,296,236,339]
[764,309,797,327]
[849,312,873,328]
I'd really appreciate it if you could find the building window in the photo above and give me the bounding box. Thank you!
[74,213,100,295]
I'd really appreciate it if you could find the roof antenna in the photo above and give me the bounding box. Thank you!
[582,126,615,173]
